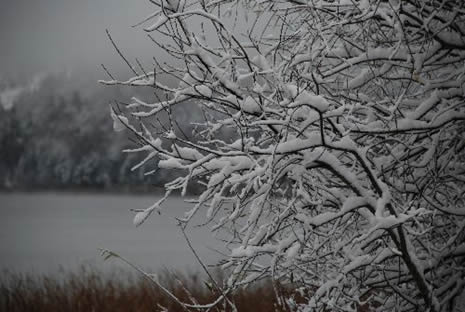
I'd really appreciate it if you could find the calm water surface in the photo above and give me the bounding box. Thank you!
[0,192,220,274]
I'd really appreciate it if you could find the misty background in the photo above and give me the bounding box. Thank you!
[0,0,198,192]
[0,0,156,76]
[0,1,218,274]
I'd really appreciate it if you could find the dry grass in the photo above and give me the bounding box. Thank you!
[0,266,287,312]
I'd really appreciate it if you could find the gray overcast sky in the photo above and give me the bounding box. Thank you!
[0,0,157,77]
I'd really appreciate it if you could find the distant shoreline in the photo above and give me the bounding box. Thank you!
[0,185,177,196]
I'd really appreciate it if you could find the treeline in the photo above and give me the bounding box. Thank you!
[0,73,194,193]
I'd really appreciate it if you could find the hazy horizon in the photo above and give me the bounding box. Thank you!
[0,0,159,78]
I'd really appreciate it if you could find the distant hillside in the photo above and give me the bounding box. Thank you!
[0,72,202,193]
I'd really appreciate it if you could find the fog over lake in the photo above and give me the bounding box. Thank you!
[0,193,220,274]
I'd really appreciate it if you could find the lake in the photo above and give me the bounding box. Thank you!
[0,192,221,275]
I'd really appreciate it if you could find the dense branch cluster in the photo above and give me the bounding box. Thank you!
[102,1,465,311]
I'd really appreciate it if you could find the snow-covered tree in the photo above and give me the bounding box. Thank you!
[102,0,465,311]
